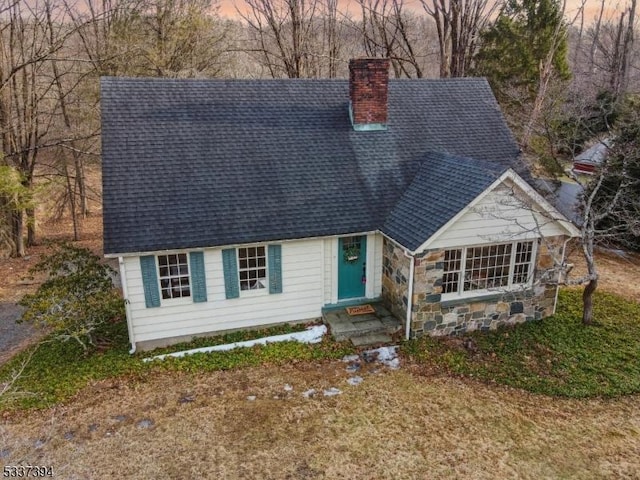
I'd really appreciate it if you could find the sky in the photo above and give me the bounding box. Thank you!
[217,0,626,24]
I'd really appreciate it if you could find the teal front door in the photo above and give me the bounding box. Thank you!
[338,236,367,300]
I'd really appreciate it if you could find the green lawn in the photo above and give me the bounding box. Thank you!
[0,321,354,411]
[404,289,640,397]
[2,288,640,411]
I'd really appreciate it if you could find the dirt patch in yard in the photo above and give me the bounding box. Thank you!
[2,363,640,479]
[567,243,640,303]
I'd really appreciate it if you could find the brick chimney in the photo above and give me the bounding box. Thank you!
[349,58,390,131]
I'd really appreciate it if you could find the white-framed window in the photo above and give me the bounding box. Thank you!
[442,241,535,297]
[238,246,267,291]
[157,253,191,299]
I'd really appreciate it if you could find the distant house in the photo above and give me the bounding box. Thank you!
[573,139,611,174]
[101,58,580,351]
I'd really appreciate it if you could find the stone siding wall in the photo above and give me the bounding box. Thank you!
[381,238,410,323]
[381,236,567,338]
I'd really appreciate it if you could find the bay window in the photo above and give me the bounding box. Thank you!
[442,241,535,297]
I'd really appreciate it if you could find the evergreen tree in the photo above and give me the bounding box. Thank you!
[474,0,570,105]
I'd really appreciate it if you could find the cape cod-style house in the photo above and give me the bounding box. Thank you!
[101,58,579,351]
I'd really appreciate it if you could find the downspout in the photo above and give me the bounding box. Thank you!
[118,256,137,354]
[553,237,573,315]
[403,250,415,341]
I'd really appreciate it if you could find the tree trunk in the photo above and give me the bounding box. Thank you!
[75,155,88,217]
[12,210,25,257]
[582,277,598,325]
[26,207,36,247]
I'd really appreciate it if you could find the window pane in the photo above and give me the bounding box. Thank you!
[512,241,533,285]
[443,272,459,293]
[157,254,191,299]
[464,243,512,292]
[443,249,462,294]
[237,246,267,291]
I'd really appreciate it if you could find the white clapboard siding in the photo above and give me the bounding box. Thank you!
[426,181,567,250]
[123,240,324,343]
[323,238,334,305]
[370,233,383,297]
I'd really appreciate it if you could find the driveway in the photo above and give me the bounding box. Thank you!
[0,303,34,365]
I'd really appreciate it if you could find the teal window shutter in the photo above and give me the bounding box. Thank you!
[140,255,160,308]
[221,248,240,299]
[189,252,207,303]
[268,244,283,294]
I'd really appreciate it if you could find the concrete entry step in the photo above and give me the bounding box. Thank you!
[323,302,402,345]
[351,333,393,347]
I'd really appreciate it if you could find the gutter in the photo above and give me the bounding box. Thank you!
[118,256,137,354]
[402,250,415,341]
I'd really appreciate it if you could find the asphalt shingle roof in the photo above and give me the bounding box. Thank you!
[382,152,507,251]
[101,77,521,255]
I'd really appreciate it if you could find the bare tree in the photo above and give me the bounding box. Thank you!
[239,0,321,78]
[611,0,636,98]
[586,0,638,98]
[0,0,76,256]
[421,0,497,78]
[357,0,429,78]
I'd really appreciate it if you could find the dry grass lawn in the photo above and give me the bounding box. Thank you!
[3,363,640,479]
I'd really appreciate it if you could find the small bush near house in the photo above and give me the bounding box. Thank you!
[18,243,125,351]
[404,289,640,398]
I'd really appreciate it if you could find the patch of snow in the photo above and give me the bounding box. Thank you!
[347,376,363,386]
[144,325,327,362]
[363,346,400,369]
[341,354,360,363]
[323,387,342,397]
[246,395,256,401]
[284,384,293,391]
[384,358,400,370]
[302,389,316,398]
